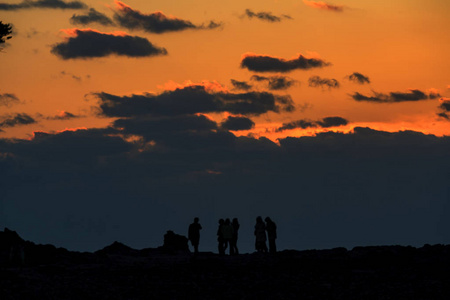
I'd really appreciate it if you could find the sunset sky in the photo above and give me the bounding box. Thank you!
[1,0,449,253]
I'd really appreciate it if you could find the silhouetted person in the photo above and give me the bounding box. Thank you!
[230,218,240,255]
[221,218,234,255]
[265,217,277,254]
[254,216,267,253]
[217,219,226,255]
[188,217,202,254]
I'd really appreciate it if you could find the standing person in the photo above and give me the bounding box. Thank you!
[217,219,226,255]
[221,218,234,255]
[230,218,240,255]
[188,217,202,254]
[265,217,277,254]
[254,216,267,253]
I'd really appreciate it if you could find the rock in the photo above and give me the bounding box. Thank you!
[0,228,25,266]
[160,230,189,254]
[95,241,138,256]
[2,229,450,299]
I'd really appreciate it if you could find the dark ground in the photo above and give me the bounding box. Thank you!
[1,228,450,299]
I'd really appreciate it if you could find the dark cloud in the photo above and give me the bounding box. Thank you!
[46,111,80,120]
[221,92,295,115]
[112,114,235,151]
[437,112,449,120]
[351,91,389,102]
[0,21,13,44]
[113,114,218,138]
[303,0,345,12]
[347,72,370,84]
[267,77,298,90]
[113,1,222,34]
[51,29,167,59]
[428,90,441,100]
[70,8,114,26]
[220,116,255,131]
[95,84,295,118]
[250,75,298,90]
[351,89,437,103]
[250,75,267,82]
[438,99,450,120]
[0,0,86,11]
[277,116,348,132]
[0,93,20,107]
[277,119,315,131]
[440,100,450,112]
[0,113,36,128]
[1,128,130,167]
[230,79,252,91]
[241,53,330,73]
[243,9,292,22]
[1,126,448,253]
[318,116,349,127]
[308,76,339,89]
[158,130,237,151]
[201,21,222,30]
[390,90,428,101]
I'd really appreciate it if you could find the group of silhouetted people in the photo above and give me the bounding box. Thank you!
[217,218,240,255]
[188,216,277,255]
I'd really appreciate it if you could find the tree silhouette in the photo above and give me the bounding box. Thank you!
[1,21,13,46]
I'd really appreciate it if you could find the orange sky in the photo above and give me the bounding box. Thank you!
[1,0,449,140]
[2,0,450,254]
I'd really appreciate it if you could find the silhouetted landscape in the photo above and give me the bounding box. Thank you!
[2,1,450,298]
[2,228,450,299]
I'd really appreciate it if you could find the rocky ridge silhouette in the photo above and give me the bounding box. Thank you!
[1,228,450,299]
